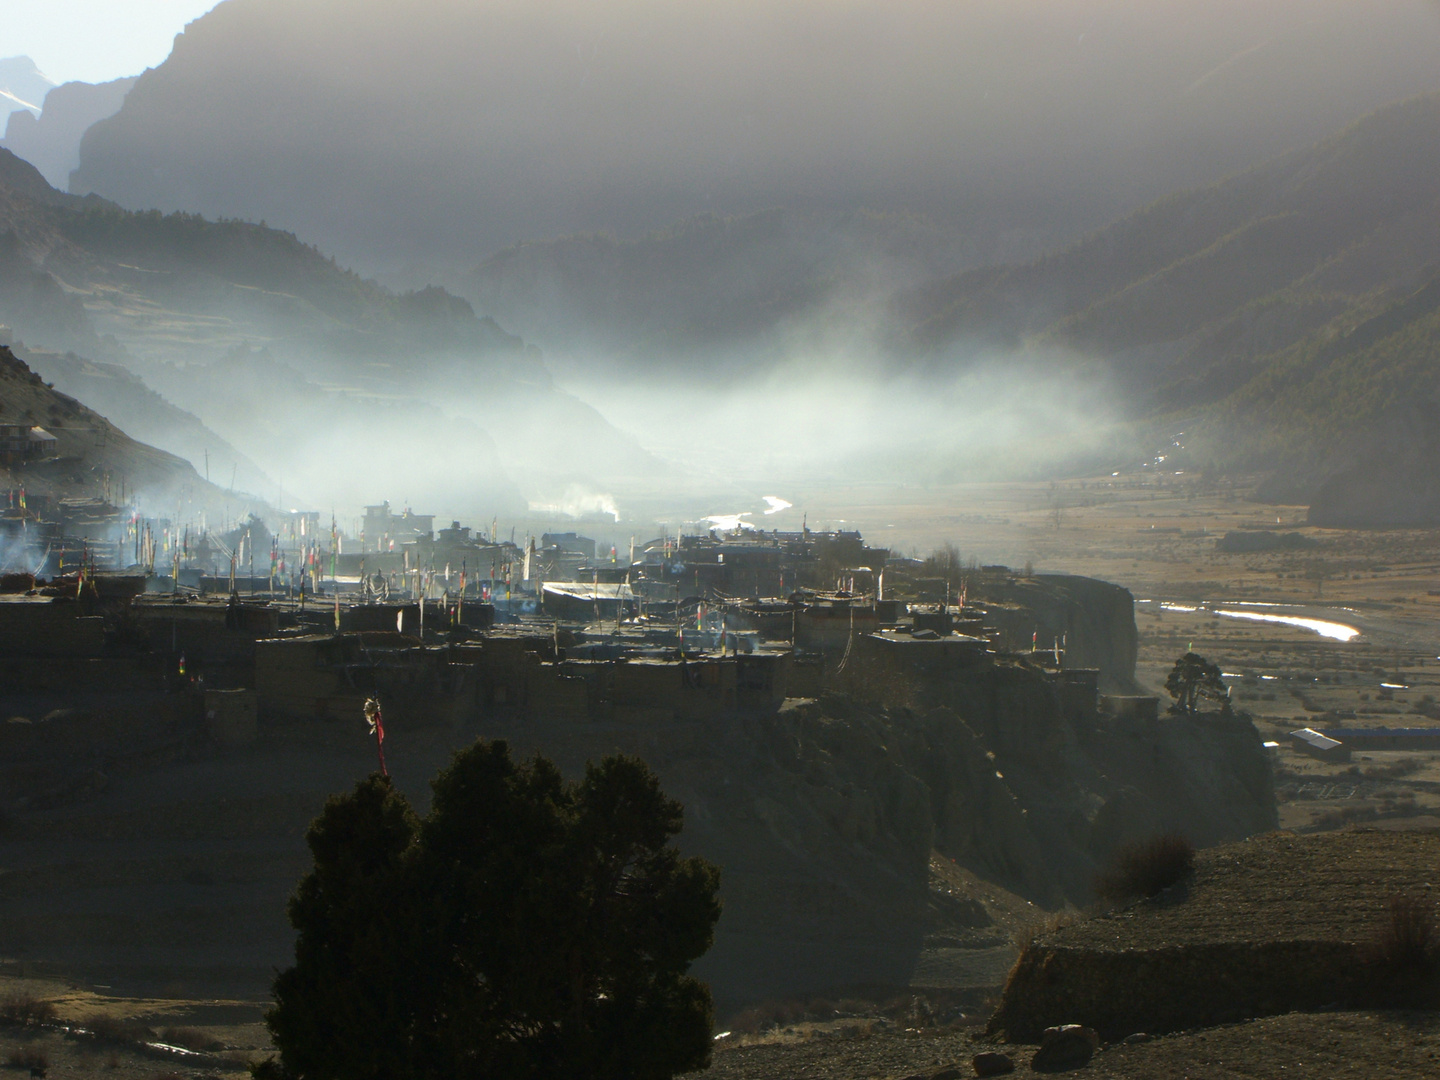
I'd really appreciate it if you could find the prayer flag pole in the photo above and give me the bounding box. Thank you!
[363,697,387,776]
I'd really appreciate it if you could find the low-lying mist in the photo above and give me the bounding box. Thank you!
[127,334,1133,544]
[542,346,1133,523]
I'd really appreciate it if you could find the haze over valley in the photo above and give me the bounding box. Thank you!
[2,0,1439,533]
[5,5,1440,1076]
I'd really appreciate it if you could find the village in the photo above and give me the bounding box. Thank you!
[0,490,1158,742]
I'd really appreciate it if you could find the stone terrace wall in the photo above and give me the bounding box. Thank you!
[990,939,1362,1041]
[988,830,1440,1040]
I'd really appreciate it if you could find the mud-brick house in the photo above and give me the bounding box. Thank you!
[254,632,456,726]
[541,581,636,621]
[0,424,57,463]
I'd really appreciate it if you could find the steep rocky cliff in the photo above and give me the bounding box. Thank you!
[481,662,1276,1006]
[2,76,136,190]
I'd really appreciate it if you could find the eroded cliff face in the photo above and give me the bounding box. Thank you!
[479,658,1276,1008]
[973,574,1140,693]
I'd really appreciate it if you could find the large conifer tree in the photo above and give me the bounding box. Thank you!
[267,741,721,1080]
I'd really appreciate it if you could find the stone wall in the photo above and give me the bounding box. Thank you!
[0,599,105,657]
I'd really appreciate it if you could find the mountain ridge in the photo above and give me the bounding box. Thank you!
[67,0,1440,271]
[0,339,255,517]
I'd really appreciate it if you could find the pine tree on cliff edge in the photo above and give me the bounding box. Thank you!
[1164,652,1232,716]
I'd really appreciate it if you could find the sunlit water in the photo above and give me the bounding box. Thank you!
[701,496,794,533]
[703,513,755,531]
[1211,608,1360,642]
[1147,600,1361,642]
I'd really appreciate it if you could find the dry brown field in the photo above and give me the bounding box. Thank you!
[0,974,264,1080]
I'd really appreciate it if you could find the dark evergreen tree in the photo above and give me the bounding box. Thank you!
[268,775,420,1080]
[266,741,721,1080]
[1164,652,1232,715]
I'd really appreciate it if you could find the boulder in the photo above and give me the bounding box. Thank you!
[971,1050,1015,1076]
[1030,1024,1099,1072]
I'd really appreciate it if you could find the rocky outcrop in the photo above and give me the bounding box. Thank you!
[2,76,136,190]
[0,57,53,130]
[974,574,1139,693]
[994,940,1360,1043]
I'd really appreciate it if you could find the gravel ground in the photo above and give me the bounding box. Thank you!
[6,974,1439,1079]
[704,1009,1440,1079]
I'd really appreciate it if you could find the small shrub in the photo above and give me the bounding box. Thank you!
[1362,759,1422,780]
[1361,893,1439,1005]
[0,996,56,1027]
[159,1026,224,1053]
[729,998,811,1034]
[80,1014,153,1044]
[5,1047,48,1071]
[1094,834,1195,903]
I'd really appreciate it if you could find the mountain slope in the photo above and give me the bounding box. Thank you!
[0,147,656,517]
[898,95,1440,373]
[9,341,275,497]
[889,94,1440,521]
[0,341,246,516]
[462,207,971,374]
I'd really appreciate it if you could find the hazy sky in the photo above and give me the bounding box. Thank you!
[6,1,218,85]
